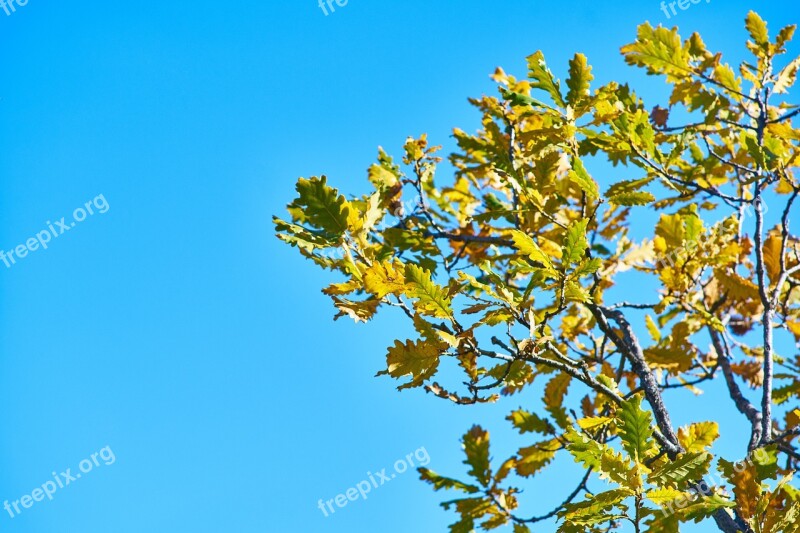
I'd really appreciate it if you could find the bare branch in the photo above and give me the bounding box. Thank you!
[516,468,593,524]
[769,107,800,124]
[589,305,683,455]
[709,327,762,450]
[426,231,514,248]
[629,143,747,208]
[771,189,800,308]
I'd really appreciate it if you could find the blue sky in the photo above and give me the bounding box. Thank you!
[0,1,797,532]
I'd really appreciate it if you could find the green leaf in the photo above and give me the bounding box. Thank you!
[745,134,768,169]
[566,53,594,108]
[419,468,481,494]
[565,428,632,486]
[775,381,800,404]
[462,426,492,486]
[511,230,555,269]
[605,176,654,197]
[621,23,691,82]
[368,147,402,189]
[560,488,633,524]
[750,445,779,480]
[565,428,606,470]
[573,257,603,278]
[675,493,736,521]
[526,51,566,107]
[287,176,350,237]
[499,87,548,109]
[564,281,591,303]
[274,217,338,251]
[447,514,476,533]
[506,409,553,435]
[618,393,657,462]
[562,220,590,265]
[440,496,492,531]
[607,191,655,206]
[405,264,453,318]
[648,452,711,488]
[712,64,742,99]
[568,157,599,199]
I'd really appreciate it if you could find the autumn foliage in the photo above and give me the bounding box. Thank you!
[277,12,800,532]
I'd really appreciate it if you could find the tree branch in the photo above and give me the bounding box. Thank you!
[712,508,748,533]
[427,231,514,248]
[589,305,683,455]
[768,107,800,124]
[709,327,762,450]
[771,189,800,308]
[753,192,775,444]
[628,144,747,208]
[516,468,593,524]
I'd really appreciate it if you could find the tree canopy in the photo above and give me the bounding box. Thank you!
[276,12,800,533]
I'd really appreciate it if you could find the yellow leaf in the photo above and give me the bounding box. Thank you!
[463,425,492,486]
[333,297,380,323]
[517,438,560,477]
[386,339,441,389]
[600,448,637,488]
[774,57,800,94]
[787,321,800,342]
[363,260,407,298]
[715,269,760,302]
[655,213,687,248]
[646,487,687,507]
[644,346,694,373]
[568,157,599,199]
[544,372,572,409]
[511,230,555,269]
[322,279,361,296]
[621,23,692,82]
[577,416,613,430]
[745,11,770,49]
[645,314,661,342]
[678,422,720,453]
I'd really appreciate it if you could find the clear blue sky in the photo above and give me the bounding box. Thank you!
[0,1,796,532]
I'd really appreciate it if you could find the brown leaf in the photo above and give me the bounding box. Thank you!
[650,105,670,128]
[728,463,761,521]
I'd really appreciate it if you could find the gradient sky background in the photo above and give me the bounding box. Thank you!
[1,1,798,532]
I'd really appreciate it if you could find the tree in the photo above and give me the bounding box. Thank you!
[275,12,800,532]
